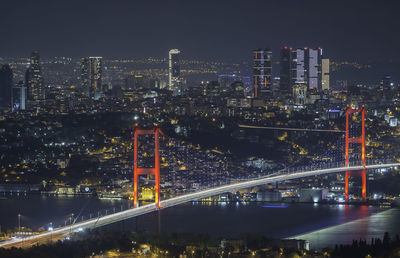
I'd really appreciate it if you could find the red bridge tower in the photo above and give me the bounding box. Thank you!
[345,104,366,201]
[133,124,163,208]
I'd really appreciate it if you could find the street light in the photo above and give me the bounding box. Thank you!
[48,222,53,242]
[69,213,74,236]
[18,214,21,232]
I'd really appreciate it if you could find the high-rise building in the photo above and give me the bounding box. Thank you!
[279,47,324,94]
[304,48,321,90]
[168,49,180,91]
[25,51,44,101]
[380,75,394,100]
[80,58,89,95]
[253,48,272,98]
[81,57,102,99]
[279,46,295,94]
[321,58,330,91]
[0,64,13,108]
[12,81,26,112]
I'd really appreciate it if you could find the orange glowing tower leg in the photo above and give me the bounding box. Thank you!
[154,129,160,208]
[361,169,366,200]
[345,171,349,201]
[344,105,367,202]
[345,107,349,201]
[361,107,366,201]
[133,125,162,209]
[133,129,138,207]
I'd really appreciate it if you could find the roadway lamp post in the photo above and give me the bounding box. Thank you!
[18,214,21,232]
[69,213,74,236]
[49,222,53,242]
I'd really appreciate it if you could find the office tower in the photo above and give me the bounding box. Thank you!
[81,57,102,99]
[25,51,44,101]
[80,58,89,95]
[0,64,13,108]
[168,49,180,91]
[279,46,294,94]
[321,58,330,91]
[304,48,320,90]
[12,81,26,111]
[294,48,306,86]
[253,48,272,98]
[380,75,394,100]
[280,47,324,94]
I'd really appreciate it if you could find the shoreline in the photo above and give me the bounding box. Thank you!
[286,207,400,249]
[1,192,396,207]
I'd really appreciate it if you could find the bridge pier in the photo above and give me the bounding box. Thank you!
[345,169,366,201]
[345,105,367,201]
[133,124,163,208]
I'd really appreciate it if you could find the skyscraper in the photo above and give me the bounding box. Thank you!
[279,46,294,94]
[321,58,330,91]
[294,48,306,86]
[0,64,13,108]
[380,75,394,100]
[280,47,324,94]
[304,48,320,90]
[168,49,181,91]
[80,58,89,95]
[81,57,103,99]
[25,51,44,101]
[253,48,272,98]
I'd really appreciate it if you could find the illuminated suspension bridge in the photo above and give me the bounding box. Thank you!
[1,105,399,248]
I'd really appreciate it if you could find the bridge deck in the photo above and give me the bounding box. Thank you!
[1,163,398,248]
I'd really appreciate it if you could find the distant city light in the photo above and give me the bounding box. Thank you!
[262,205,288,208]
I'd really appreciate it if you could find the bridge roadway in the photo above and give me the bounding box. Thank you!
[1,163,399,248]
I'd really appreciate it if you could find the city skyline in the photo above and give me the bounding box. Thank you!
[0,0,399,63]
[0,1,399,255]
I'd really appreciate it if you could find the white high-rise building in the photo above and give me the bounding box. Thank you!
[308,49,319,89]
[280,47,324,92]
[168,49,181,91]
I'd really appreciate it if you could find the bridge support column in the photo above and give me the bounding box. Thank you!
[133,124,163,208]
[361,169,366,200]
[345,171,349,201]
[345,170,366,201]
[345,105,367,201]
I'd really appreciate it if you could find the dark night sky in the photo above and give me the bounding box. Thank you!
[1,0,399,62]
